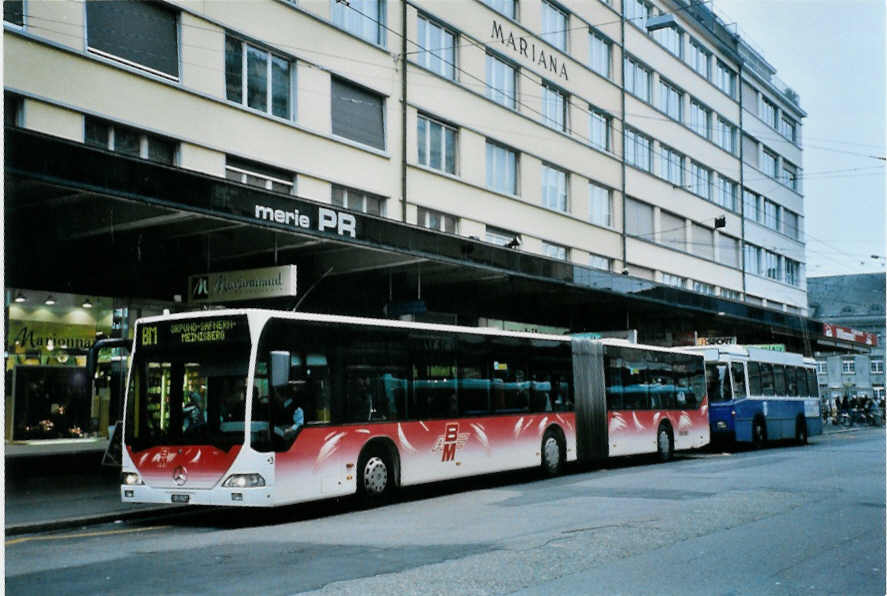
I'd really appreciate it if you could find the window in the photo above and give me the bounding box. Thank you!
[4,0,23,26]
[225,37,293,119]
[689,161,711,199]
[484,0,516,19]
[780,116,797,142]
[784,259,800,286]
[416,15,456,79]
[718,234,740,268]
[486,141,518,195]
[541,1,568,51]
[225,156,294,193]
[744,243,761,275]
[689,100,711,138]
[660,211,685,251]
[782,161,799,191]
[624,128,651,172]
[721,288,741,300]
[417,115,457,174]
[715,60,736,97]
[417,207,457,233]
[744,190,761,223]
[85,0,179,79]
[784,210,800,239]
[764,250,780,280]
[541,164,568,212]
[661,273,685,288]
[588,182,612,227]
[486,225,518,246]
[717,176,737,211]
[589,109,611,151]
[331,0,385,46]
[85,117,176,165]
[692,223,714,260]
[760,97,777,128]
[4,92,22,127]
[872,360,884,374]
[486,54,517,109]
[542,241,568,261]
[815,361,827,375]
[332,184,385,215]
[716,118,736,154]
[542,83,567,131]
[692,280,715,295]
[742,134,759,167]
[624,0,651,29]
[589,254,611,271]
[624,57,651,102]
[764,199,780,230]
[761,148,778,177]
[660,145,684,186]
[589,30,611,79]
[653,26,682,58]
[842,359,855,374]
[687,39,709,78]
[625,198,653,237]
[331,78,385,150]
[659,80,682,121]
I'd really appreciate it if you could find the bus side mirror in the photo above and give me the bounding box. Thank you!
[270,351,291,388]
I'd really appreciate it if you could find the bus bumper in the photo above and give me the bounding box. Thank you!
[121,485,275,507]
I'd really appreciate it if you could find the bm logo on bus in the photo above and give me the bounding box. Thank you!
[432,423,470,462]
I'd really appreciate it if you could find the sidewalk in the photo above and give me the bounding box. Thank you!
[2,423,875,536]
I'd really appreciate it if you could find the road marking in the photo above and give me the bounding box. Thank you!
[6,525,170,546]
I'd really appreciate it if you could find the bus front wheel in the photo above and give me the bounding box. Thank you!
[541,429,565,476]
[752,418,767,449]
[656,424,673,463]
[357,447,393,504]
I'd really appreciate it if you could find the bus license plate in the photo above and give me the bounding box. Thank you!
[171,494,190,504]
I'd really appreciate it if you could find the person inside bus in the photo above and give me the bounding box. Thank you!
[183,391,204,432]
[220,379,247,423]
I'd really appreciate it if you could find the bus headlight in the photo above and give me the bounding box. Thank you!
[121,472,144,486]
[222,474,266,488]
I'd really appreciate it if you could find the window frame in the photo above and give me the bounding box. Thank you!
[84,116,177,165]
[225,36,294,120]
[541,0,568,52]
[225,156,295,194]
[330,0,386,47]
[417,114,458,175]
[588,181,612,228]
[331,184,386,216]
[541,163,569,213]
[588,29,612,79]
[541,81,568,132]
[486,52,518,109]
[416,13,457,80]
[485,140,519,196]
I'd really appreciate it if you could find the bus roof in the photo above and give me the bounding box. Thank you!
[679,344,810,366]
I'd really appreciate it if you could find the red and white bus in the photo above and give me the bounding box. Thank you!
[120,310,709,506]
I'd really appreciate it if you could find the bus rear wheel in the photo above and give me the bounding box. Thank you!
[752,418,767,449]
[656,424,673,462]
[795,418,808,445]
[541,429,564,476]
[357,447,393,505]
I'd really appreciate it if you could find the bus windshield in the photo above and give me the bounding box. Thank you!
[124,316,251,453]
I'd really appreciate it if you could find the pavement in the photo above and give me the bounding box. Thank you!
[1,423,872,537]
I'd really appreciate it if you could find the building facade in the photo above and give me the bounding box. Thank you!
[808,274,886,403]
[5,0,818,443]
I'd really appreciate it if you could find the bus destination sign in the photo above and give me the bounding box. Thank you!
[137,316,249,351]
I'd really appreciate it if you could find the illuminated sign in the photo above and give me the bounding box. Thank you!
[696,336,737,346]
[136,316,249,351]
[823,323,878,347]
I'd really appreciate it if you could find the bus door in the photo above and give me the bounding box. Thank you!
[706,360,734,436]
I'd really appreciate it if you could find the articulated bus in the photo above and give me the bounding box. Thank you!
[685,345,822,447]
[120,310,709,507]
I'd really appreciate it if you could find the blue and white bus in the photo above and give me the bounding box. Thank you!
[684,346,822,447]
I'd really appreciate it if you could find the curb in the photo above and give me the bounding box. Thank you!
[5,506,186,537]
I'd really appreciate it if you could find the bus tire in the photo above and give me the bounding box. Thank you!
[752,417,767,449]
[656,424,673,463]
[541,428,565,476]
[357,446,393,505]
[795,417,808,445]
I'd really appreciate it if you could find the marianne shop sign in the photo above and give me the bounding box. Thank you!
[188,265,297,304]
[823,323,878,347]
[490,20,568,80]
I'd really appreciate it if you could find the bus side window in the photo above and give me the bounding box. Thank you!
[773,365,786,395]
[759,363,775,396]
[797,367,809,397]
[730,362,747,400]
[785,366,798,396]
[605,356,623,411]
[806,369,819,398]
[747,362,762,395]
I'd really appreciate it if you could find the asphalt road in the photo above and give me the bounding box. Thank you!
[6,428,885,595]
